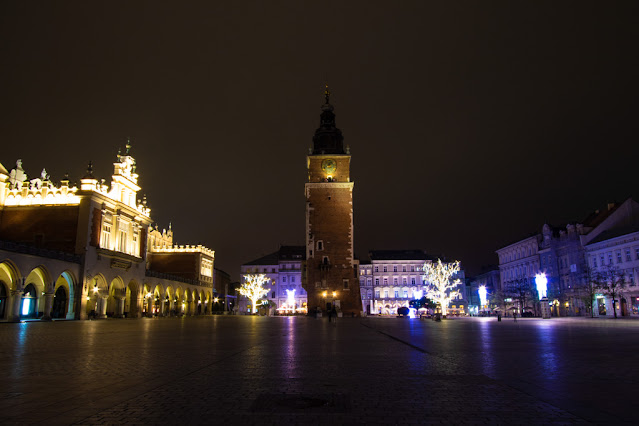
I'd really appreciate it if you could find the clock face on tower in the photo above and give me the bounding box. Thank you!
[321,158,337,175]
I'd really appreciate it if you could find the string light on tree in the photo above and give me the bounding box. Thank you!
[422,259,462,317]
[240,274,270,314]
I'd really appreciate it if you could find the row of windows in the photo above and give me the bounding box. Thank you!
[361,265,420,274]
[374,290,414,299]
[591,247,639,268]
[500,246,535,264]
[100,214,139,256]
[502,263,539,280]
[245,265,301,274]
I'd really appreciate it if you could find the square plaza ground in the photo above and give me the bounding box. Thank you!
[1,316,636,425]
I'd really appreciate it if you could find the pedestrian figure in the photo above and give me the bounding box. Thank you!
[328,308,333,323]
[513,312,517,322]
[331,307,338,324]
[497,313,502,322]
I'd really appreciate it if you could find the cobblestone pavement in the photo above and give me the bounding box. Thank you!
[1,316,636,425]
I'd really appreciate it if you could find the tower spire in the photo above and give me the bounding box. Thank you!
[312,86,344,155]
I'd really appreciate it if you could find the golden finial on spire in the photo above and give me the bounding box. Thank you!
[324,84,330,104]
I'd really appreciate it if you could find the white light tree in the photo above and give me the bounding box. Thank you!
[240,274,270,314]
[423,259,461,317]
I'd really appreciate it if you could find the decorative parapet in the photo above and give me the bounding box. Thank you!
[150,244,215,258]
[3,181,81,206]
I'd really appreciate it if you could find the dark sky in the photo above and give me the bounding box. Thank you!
[1,1,638,281]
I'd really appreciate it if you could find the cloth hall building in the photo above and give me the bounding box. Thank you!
[0,142,216,322]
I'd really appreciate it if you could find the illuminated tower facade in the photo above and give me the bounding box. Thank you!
[303,89,362,316]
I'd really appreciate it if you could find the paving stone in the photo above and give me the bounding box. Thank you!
[0,316,635,424]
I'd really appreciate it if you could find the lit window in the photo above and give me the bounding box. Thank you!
[384,290,388,298]
[375,290,380,298]
[118,229,127,253]
[403,290,408,298]
[375,278,379,285]
[394,290,399,298]
[402,278,407,285]
[393,278,398,285]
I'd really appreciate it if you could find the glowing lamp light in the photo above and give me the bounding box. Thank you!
[414,290,423,300]
[21,299,31,315]
[535,273,548,300]
[286,289,296,309]
[332,291,337,297]
[478,286,487,307]
[146,292,152,299]
[322,291,327,298]
[214,297,219,304]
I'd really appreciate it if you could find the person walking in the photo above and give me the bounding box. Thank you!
[328,307,333,323]
[331,306,338,325]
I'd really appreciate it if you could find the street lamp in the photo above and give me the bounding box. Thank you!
[535,272,550,319]
[478,286,487,314]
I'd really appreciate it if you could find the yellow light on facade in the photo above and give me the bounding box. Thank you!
[322,291,327,297]
[332,291,336,297]
[214,297,219,303]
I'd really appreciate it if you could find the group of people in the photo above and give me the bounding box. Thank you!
[327,306,338,322]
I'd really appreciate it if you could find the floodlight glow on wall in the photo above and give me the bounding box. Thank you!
[478,285,487,307]
[414,290,423,300]
[535,273,548,299]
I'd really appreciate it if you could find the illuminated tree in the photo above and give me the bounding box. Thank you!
[240,274,270,314]
[423,259,461,316]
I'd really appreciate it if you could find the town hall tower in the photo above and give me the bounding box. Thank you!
[303,88,362,316]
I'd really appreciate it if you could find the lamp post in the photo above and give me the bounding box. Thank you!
[478,285,487,315]
[536,272,551,319]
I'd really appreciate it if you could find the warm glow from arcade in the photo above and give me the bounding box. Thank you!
[535,273,548,300]
[478,285,487,307]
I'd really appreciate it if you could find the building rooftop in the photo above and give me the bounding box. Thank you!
[368,250,434,261]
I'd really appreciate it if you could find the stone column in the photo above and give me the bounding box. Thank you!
[41,291,55,321]
[159,297,166,317]
[116,297,125,318]
[9,289,23,322]
[146,297,153,317]
[98,296,108,318]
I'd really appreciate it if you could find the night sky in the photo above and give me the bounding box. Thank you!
[1,1,638,280]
